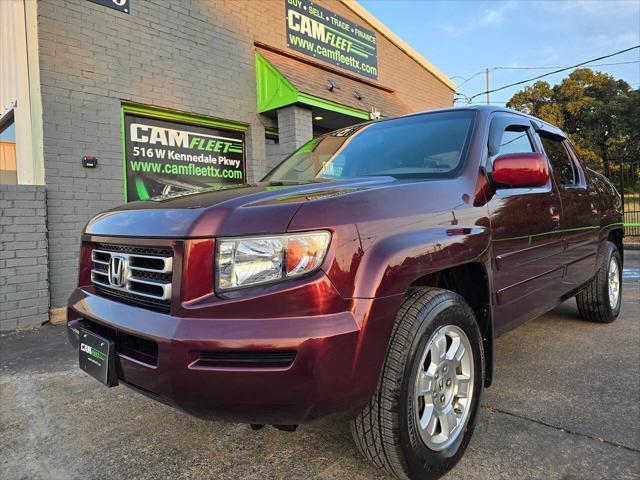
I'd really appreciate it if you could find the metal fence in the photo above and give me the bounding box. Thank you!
[625,209,640,238]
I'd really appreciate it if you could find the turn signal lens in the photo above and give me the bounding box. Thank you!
[286,232,331,277]
[216,231,331,291]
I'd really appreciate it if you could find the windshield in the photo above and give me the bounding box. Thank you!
[263,110,476,182]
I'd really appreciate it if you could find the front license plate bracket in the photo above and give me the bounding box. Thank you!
[79,328,118,387]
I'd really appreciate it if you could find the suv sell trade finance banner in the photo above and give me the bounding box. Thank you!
[123,114,245,201]
[285,0,378,79]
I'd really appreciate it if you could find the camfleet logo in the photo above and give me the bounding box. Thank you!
[81,343,107,362]
[130,124,191,148]
[129,124,241,153]
[287,9,354,53]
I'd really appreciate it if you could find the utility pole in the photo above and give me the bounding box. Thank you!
[485,68,490,105]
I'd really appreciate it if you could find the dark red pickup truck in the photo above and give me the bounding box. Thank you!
[68,106,624,479]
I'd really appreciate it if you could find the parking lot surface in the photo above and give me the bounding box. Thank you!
[1,251,639,480]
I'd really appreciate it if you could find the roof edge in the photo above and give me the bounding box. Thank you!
[340,0,457,92]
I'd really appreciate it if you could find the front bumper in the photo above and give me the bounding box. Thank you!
[67,287,401,425]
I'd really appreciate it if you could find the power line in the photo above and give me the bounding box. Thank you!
[459,90,640,105]
[460,101,510,105]
[455,80,640,104]
[452,70,487,88]
[452,60,638,91]
[493,60,640,70]
[467,45,640,100]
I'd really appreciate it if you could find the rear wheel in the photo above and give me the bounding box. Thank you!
[576,241,622,323]
[351,288,484,480]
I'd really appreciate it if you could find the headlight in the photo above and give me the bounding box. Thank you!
[216,231,331,291]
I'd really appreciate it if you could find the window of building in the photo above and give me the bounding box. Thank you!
[540,134,576,185]
[0,115,17,185]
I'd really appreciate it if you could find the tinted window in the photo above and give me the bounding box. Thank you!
[540,135,576,185]
[264,111,476,181]
[495,126,534,157]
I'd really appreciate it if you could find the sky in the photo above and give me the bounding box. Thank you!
[358,0,640,105]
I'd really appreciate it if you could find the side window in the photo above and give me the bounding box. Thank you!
[539,135,576,185]
[492,125,534,160]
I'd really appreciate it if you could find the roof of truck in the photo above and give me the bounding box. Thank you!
[396,105,566,137]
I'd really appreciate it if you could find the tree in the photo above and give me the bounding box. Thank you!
[506,81,564,127]
[507,68,637,184]
[619,89,640,181]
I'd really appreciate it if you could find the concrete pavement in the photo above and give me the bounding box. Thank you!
[1,251,639,479]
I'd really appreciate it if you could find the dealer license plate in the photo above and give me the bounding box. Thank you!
[78,328,118,387]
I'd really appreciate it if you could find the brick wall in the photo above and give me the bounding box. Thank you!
[36,0,453,307]
[37,0,270,306]
[0,185,50,331]
[245,0,455,110]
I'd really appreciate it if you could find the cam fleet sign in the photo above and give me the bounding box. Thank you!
[123,114,245,202]
[87,0,129,14]
[285,0,378,79]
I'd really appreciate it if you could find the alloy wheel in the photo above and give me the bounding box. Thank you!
[414,324,475,451]
[608,256,621,309]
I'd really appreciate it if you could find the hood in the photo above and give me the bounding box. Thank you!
[84,177,394,238]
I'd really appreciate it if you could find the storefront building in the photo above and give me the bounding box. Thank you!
[0,0,455,330]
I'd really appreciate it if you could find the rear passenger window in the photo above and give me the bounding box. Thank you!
[495,126,534,157]
[540,135,576,185]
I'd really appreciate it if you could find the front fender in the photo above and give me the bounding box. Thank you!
[343,226,493,400]
[352,226,491,298]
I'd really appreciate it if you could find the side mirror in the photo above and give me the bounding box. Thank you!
[491,152,550,189]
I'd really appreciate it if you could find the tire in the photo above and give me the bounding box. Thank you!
[576,241,622,323]
[350,288,485,480]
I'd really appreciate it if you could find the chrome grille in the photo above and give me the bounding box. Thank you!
[91,244,173,306]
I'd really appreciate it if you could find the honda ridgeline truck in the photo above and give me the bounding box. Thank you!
[68,106,624,479]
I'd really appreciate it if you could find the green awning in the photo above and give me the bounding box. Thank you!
[255,52,370,120]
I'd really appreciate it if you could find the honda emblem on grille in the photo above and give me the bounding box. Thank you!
[108,255,127,287]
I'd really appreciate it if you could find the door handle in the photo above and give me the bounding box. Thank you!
[550,206,561,225]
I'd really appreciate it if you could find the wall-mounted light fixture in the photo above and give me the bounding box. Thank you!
[327,80,339,92]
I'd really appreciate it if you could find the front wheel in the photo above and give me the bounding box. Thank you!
[351,288,485,480]
[576,241,622,323]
